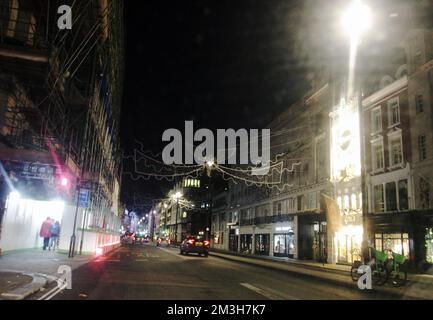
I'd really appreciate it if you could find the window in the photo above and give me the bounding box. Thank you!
[374,233,409,258]
[416,94,424,113]
[297,195,304,211]
[371,107,382,133]
[372,142,384,171]
[398,180,409,211]
[374,185,384,213]
[389,135,403,166]
[419,135,427,160]
[386,182,397,211]
[388,98,400,127]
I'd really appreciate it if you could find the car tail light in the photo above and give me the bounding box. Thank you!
[187,239,195,245]
[204,240,210,246]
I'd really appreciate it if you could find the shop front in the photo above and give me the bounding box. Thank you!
[240,234,253,254]
[273,223,296,258]
[255,234,270,255]
[228,227,238,252]
[334,225,363,264]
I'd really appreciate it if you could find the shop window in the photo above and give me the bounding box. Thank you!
[398,180,409,210]
[374,185,384,213]
[375,233,409,258]
[255,234,270,255]
[386,182,397,211]
[240,234,253,254]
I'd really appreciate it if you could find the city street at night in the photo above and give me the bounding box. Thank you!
[1,0,433,314]
[36,243,398,300]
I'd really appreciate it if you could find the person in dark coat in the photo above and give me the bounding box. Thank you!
[48,221,60,251]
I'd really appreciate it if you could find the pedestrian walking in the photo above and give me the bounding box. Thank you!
[48,221,61,251]
[40,217,53,250]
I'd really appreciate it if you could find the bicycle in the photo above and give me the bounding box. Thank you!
[350,247,388,285]
[384,249,408,287]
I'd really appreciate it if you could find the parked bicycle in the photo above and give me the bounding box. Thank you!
[350,247,388,285]
[384,249,408,287]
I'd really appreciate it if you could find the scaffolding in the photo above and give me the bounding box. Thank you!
[0,0,124,233]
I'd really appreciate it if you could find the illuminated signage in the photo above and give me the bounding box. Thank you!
[330,98,361,183]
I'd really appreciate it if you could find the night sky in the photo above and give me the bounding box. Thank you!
[119,0,409,204]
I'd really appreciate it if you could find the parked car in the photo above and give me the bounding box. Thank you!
[180,236,209,257]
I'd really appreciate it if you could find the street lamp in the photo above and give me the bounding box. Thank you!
[341,0,372,41]
[341,0,372,98]
[340,0,372,253]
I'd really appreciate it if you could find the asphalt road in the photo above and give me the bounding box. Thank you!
[46,244,397,300]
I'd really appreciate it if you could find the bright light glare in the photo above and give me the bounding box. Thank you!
[9,191,20,201]
[60,177,68,187]
[341,0,372,40]
[172,191,183,200]
[206,160,214,167]
[95,247,103,256]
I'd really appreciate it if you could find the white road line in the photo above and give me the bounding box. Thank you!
[38,278,67,300]
[240,282,299,300]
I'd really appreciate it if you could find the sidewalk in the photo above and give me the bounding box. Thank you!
[0,249,95,300]
[210,249,433,300]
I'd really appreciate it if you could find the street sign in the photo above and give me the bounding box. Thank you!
[78,188,90,208]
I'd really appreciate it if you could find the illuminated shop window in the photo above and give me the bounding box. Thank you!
[374,233,409,258]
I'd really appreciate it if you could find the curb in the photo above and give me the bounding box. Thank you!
[209,251,429,300]
[0,272,48,300]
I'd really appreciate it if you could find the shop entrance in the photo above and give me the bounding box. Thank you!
[229,229,238,252]
[273,233,295,258]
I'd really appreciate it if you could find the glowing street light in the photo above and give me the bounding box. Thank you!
[341,0,373,97]
[341,0,372,41]
[172,191,183,200]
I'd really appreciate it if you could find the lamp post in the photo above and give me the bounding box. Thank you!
[341,0,372,246]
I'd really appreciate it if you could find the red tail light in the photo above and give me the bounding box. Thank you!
[187,239,195,245]
[204,240,210,246]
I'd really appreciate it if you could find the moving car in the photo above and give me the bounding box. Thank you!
[156,237,171,247]
[180,236,210,257]
[121,232,135,245]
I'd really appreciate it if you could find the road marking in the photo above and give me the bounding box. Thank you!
[240,283,299,300]
[38,278,67,300]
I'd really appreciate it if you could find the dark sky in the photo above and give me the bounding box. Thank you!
[119,0,412,204]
